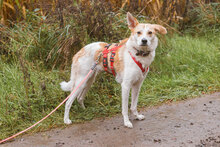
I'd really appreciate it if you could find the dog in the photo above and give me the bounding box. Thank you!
[60,12,167,128]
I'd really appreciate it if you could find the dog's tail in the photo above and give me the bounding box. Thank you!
[60,80,73,92]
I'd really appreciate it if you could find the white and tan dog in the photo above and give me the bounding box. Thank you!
[60,12,167,128]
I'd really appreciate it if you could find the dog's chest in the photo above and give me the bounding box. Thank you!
[120,51,155,83]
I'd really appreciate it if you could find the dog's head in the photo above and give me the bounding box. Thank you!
[127,12,167,51]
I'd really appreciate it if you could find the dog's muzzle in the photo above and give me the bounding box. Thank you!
[141,38,148,46]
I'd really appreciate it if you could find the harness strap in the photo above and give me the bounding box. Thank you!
[110,51,116,76]
[102,44,122,76]
[129,51,149,73]
[103,44,111,72]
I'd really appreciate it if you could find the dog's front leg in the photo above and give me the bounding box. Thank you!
[131,81,145,120]
[121,82,133,128]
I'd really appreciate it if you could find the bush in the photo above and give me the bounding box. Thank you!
[184,2,220,35]
[1,0,130,69]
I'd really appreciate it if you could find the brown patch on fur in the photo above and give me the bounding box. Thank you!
[99,42,108,49]
[113,45,125,74]
[132,24,146,36]
[133,24,145,32]
[94,42,108,64]
[149,24,167,35]
[119,38,128,45]
[72,47,86,63]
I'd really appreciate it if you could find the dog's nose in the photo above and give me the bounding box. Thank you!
[141,39,148,44]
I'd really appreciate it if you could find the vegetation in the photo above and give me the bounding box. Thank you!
[0,0,220,140]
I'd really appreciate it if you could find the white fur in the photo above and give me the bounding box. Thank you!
[60,81,72,92]
[60,12,167,128]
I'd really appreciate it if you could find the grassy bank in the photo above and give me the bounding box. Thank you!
[0,32,219,139]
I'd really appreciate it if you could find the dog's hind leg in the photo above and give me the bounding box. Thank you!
[77,72,97,109]
[64,75,89,124]
[64,71,97,124]
[63,87,81,124]
[77,88,87,109]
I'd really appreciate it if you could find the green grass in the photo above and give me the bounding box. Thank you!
[0,33,220,139]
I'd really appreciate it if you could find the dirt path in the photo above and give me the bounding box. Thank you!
[2,92,220,147]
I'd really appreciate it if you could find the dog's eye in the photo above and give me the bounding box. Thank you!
[137,31,141,35]
[148,31,153,35]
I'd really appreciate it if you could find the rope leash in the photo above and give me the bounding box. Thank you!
[0,62,99,144]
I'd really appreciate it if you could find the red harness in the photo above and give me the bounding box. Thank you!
[129,51,149,73]
[102,44,122,76]
[102,45,149,76]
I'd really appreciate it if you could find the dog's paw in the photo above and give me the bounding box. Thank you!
[136,114,145,120]
[64,119,72,124]
[124,121,133,128]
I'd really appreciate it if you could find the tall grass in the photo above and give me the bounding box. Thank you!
[184,2,220,35]
[1,0,219,27]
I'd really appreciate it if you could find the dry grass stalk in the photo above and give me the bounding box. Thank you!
[17,48,35,117]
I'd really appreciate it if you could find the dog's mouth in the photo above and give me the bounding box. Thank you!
[140,44,148,46]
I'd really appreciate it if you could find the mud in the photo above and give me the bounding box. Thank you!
[2,92,220,147]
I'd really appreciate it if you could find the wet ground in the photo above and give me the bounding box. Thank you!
[2,92,220,147]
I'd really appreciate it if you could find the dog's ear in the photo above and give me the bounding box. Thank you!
[127,12,139,30]
[151,24,167,35]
